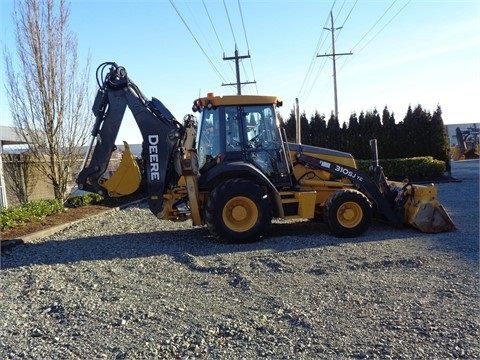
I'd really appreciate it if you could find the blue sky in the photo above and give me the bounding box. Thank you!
[1,0,479,145]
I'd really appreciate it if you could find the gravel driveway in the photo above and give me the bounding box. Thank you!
[1,160,478,359]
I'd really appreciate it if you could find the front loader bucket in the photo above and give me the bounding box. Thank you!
[404,184,456,233]
[100,142,141,197]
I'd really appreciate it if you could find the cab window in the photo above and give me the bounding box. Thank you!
[197,108,220,168]
[225,106,242,152]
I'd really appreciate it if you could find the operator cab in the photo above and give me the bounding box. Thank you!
[192,93,291,187]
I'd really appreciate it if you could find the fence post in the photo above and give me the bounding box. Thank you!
[0,141,8,208]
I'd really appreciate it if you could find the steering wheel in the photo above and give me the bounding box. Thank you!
[249,130,265,147]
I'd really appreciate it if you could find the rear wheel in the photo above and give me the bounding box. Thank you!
[324,189,372,238]
[205,179,272,243]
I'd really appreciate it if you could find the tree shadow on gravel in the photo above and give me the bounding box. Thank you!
[2,218,477,269]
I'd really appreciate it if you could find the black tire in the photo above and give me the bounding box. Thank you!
[204,179,272,243]
[324,189,372,238]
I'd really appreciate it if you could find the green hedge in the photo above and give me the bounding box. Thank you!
[356,156,446,180]
[66,193,104,208]
[1,199,64,231]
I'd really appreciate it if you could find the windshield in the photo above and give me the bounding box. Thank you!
[242,105,282,146]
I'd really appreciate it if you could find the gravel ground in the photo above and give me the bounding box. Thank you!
[1,161,478,359]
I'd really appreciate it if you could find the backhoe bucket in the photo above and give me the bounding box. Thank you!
[404,183,456,233]
[100,142,141,197]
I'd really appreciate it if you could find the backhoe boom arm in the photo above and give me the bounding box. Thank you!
[77,62,183,217]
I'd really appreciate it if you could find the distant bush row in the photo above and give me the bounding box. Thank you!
[356,156,446,180]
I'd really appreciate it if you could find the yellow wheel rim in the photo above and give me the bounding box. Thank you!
[336,201,363,228]
[222,196,258,232]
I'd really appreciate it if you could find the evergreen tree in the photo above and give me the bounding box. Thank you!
[412,105,432,156]
[431,105,451,172]
[358,110,381,159]
[364,109,382,142]
[326,113,342,150]
[402,106,416,157]
[346,112,361,157]
[282,109,297,142]
[300,112,310,145]
[341,122,348,151]
[310,111,327,147]
[395,120,407,159]
[380,106,396,158]
[357,112,370,159]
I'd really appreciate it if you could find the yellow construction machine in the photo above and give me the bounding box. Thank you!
[77,62,455,243]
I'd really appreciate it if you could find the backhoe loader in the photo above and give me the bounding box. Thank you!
[77,62,455,243]
[451,126,479,161]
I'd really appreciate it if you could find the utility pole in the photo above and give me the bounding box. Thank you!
[317,11,352,119]
[222,46,256,95]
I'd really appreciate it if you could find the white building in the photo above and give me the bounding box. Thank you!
[0,126,28,208]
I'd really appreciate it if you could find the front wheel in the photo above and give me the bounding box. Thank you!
[324,189,372,238]
[204,179,272,243]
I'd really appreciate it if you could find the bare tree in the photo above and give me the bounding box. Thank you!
[3,0,91,200]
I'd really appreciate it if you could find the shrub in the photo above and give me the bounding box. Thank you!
[356,156,446,180]
[1,199,64,231]
[66,193,104,208]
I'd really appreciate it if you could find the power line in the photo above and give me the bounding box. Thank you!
[334,0,347,26]
[339,0,358,28]
[169,0,227,84]
[237,0,250,52]
[202,0,226,54]
[304,56,330,102]
[338,0,411,72]
[299,0,411,116]
[221,0,258,95]
[298,11,332,99]
[350,0,398,52]
[202,0,236,78]
[298,0,345,101]
[317,11,352,119]
[223,0,237,46]
[335,0,358,51]
[354,0,411,55]
[184,2,224,68]
[240,59,256,94]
